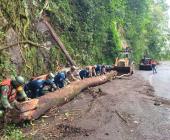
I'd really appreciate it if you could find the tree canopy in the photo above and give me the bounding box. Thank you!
[0,0,169,79]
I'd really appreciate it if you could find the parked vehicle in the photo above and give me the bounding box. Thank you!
[139,58,152,71]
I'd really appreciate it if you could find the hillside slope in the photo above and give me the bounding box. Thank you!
[0,0,168,79]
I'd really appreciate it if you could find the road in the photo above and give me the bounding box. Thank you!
[139,61,170,99]
[23,68,170,140]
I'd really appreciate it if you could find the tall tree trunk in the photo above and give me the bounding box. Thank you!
[43,19,76,66]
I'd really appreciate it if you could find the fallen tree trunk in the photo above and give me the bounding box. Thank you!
[32,74,47,80]
[8,71,117,123]
[43,19,76,66]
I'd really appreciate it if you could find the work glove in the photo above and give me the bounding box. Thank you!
[25,97,31,101]
[12,100,19,105]
[11,100,20,110]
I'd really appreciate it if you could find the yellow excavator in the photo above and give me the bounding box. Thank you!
[113,47,134,75]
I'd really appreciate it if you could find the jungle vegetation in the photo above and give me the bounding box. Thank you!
[0,0,169,79]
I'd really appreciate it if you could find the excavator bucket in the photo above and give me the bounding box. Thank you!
[139,65,152,71]
[113,66,131,74]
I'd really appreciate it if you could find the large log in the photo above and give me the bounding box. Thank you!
[43,19,76,66]
[8,71,117,123]
[32,74,47,80]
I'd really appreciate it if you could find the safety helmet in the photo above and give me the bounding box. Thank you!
[47,72,55,79]
[12,76,25,88]
[15,76,25,85]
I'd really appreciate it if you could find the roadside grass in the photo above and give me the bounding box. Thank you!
[1,124,30,140]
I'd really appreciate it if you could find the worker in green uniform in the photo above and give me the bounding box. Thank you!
[0,76,28,117]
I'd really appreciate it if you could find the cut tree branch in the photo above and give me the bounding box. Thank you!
[0,40,49,51]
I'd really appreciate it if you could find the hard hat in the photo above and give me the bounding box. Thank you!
[11,76,25,88]
[48,72,55,79]
[15,76,25,85]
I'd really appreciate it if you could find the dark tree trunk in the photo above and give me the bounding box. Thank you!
[43,19,76,66]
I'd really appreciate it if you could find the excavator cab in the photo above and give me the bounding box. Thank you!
[113,47,134,75]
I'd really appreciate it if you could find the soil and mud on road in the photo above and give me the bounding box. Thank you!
[19,62,170,140]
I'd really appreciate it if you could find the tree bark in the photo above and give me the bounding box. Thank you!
[42,19,76,66]
[31,74,47,80]
[8,71,117,123]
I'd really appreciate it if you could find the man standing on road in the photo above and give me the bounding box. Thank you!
[151,59,157,74]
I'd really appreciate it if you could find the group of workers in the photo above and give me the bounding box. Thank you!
[0,64,111,117]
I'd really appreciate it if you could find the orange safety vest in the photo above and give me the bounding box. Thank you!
[0,79,16,102]
[151,60,156,65]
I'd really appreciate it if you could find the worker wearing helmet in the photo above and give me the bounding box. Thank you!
[25,73,57,98]
[95,64,102,75]
[69,66,80,81]
[0,76,28,117]
[54,71,67,88]
[44,72,57,92]
[79,68,89,79]
[101,65,106,75]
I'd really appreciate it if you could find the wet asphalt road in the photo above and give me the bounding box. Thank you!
[138,61,170,99]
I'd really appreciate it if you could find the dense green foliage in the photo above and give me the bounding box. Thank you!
[0,0,169,79]
[1,124,26,140]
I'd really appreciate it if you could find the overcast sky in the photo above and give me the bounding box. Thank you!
[165,0,170,27]
[167,0,170,14]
